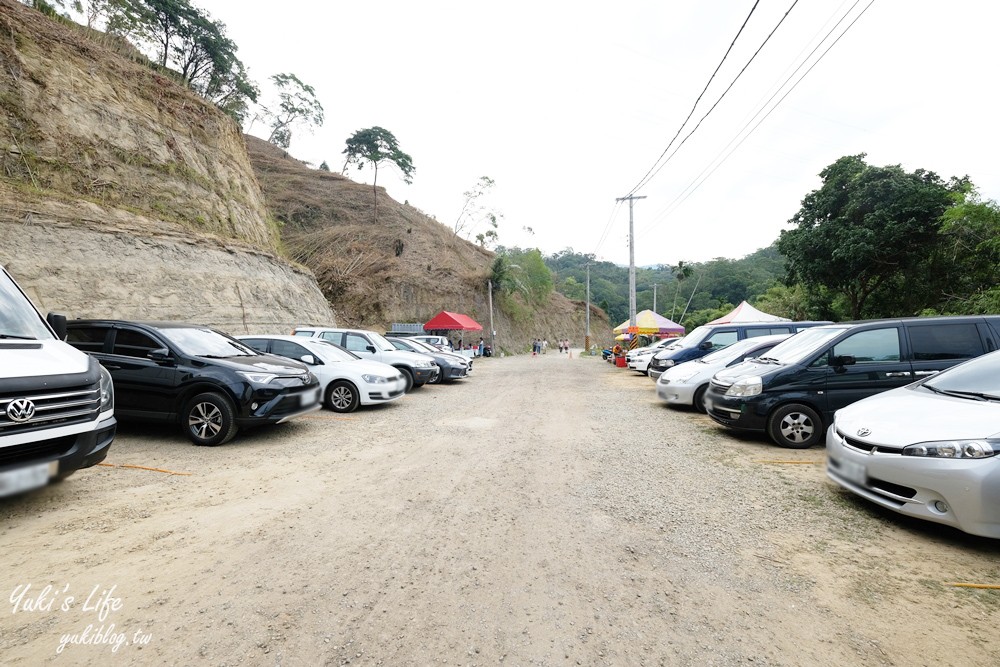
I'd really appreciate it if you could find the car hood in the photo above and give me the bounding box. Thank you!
[204,353,310,377]
[344,358,403,377]
[713,360,773,384]
[835,386,1000,445]
[0,340,90,379]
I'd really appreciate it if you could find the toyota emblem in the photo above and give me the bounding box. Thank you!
[856,427,871,437]
[7,398,36,423]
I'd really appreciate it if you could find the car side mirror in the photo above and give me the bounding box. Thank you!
[698,341,713,350]
[148,348,172,363]
[300,354,317,365]
[831,355,856,367]
[366,345,376,353]
[46,312,67,340]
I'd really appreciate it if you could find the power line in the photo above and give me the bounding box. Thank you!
[629,0,801,195]
[638,0,876,237]
[625,0,763,197]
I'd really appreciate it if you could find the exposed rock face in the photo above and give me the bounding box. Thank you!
[0,1,334,331]
[0,188,333,334]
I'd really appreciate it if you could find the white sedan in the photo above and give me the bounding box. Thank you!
[627,337,683,374]
[238,335,406,413]
[657,334,789,412]
[827,349,1000,538]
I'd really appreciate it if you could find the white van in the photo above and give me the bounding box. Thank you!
[0,266,116,497]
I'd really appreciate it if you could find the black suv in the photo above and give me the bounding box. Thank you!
[66,321,321,446]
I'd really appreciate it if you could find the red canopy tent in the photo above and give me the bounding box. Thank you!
[424,311,484,351]
[423,311,483,331]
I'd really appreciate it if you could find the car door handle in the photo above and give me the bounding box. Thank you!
[914,370,940,376]
[885,372,912,377]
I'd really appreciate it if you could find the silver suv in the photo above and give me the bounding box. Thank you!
[293,327,438,392]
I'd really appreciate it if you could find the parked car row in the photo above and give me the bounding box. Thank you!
[620,315,1000,538]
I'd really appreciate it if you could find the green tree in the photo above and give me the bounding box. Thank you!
[939,193,1000,313]
[260,73,324,148]
[342,126,414,224]
[778,154,964,319]
[318,161,330,172]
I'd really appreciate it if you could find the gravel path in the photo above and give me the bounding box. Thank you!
[2,351,998,665]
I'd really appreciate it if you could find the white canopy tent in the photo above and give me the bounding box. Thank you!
[707,301,790,324]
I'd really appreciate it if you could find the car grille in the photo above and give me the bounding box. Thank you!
[0,434,76,469]
[710,379,732,391]
[0,384,101,438]
[836,430,904,455]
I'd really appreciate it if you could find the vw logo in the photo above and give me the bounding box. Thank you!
[7,398,36,423]
[856,427,871,437]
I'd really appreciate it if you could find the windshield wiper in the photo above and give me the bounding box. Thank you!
[755,356,780,364]
[0,334,36,340]
[924,385,998,401]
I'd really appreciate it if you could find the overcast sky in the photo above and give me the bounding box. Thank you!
[194,0,1000,267]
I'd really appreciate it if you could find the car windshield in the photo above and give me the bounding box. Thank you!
[310,340,361,362]
[755,326,852,365]
[367,331,398,352]
[922,350,1000,399]
[0,269,54,340]
[408,338,444,354]
[672,328,708,349]
[699,337,769,364]
[160,327,256,357]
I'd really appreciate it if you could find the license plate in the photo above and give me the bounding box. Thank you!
[301,390,318,407]
[0,462,51,497]
[838,458,867,485]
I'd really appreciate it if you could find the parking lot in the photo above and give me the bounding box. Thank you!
[2,351,998,665]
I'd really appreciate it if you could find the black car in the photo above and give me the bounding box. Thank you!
[65,321,321,446]
[705,316,1000,448]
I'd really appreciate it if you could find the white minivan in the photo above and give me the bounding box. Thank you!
[0,265,116,497]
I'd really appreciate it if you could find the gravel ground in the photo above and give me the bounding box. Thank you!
[2,350,999,665]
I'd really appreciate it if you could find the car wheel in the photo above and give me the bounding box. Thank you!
[397,368,414,393]
[183,392,238,446]
[325,380,360,413]
[428,365,444,385]
[693,385,708,413]
[767,403,822,449]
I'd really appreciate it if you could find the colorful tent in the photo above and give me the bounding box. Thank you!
[613,310,685,336]
[707,301,789,324]
[423,311,483,331]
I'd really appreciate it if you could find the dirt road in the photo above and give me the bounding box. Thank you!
[2,352,998,665]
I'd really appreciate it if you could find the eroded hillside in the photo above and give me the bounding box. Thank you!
[246,137,605,351]
[0,0,332,332]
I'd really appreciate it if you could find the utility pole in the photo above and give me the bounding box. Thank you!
[652,282,657,313]
[585,263,591,354]
[616,194,646,348]
[487,279,495,354]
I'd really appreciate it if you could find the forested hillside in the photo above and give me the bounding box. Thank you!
[546,154,1000,328]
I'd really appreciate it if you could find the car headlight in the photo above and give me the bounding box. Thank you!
[725,376,762,397]
[99,365,114,412]
[237,371,278,384]
[903,440,1000,459]
[362,374,389,384]
[662,359,675,368]
[415,360,435,368]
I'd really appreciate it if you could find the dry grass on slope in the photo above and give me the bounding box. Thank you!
[245,136,496,326]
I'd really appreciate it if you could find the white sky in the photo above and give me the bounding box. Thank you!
[194,0,1000,267]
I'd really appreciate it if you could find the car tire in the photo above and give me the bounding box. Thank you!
[693,385,708,413]
[325,380,360,413]
[767,403,823,449]
[183,392,238,446]
[397,367,414,393]
[429,365,444,385]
